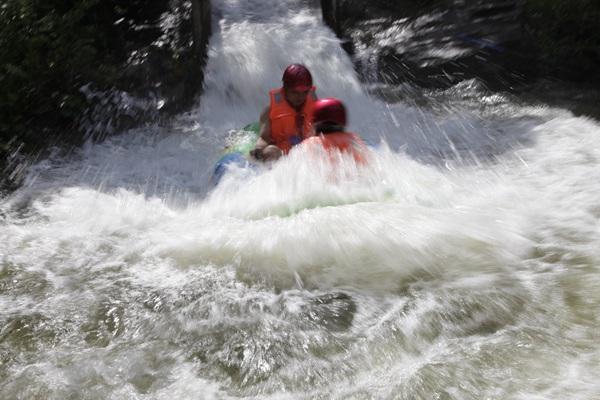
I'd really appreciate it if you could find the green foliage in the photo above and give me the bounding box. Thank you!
[0,0,126,153]
[0,0,186,182]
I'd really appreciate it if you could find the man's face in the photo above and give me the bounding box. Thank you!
[284,87,310,109]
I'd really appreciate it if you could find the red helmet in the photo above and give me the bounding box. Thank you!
[312,98,347,127]
[282,64,313,91]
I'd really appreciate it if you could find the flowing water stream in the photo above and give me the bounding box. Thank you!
[1,0,599,399]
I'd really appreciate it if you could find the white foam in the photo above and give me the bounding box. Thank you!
[1,0,600,398]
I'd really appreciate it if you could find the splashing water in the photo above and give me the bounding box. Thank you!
[1,0,599,399]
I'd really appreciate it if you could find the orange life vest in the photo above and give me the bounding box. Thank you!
[303,131,368,164]
[269,87,317,153]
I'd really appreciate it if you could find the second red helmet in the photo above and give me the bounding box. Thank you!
[282,64,313,91]
[312,98,347,127]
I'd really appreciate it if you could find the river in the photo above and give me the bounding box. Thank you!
[1,0,599,398]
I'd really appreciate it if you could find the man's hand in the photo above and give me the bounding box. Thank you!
[249,148,264,160]
[250,145,282,162]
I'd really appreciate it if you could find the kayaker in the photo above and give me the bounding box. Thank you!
[250,64,318,161]
[301,97,369,164]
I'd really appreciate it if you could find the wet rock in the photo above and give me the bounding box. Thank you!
[81,0,212,142]
[304,292,356,331]
[0,263,52,299]
[81,300,126,347]
[322,0,539,90]
[0,314,57,352]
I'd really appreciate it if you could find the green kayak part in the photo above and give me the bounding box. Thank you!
[244,122,260,133]
[222,122,260,156]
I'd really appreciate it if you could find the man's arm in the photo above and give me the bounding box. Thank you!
[258,106,272,146]
[250,106,271,159]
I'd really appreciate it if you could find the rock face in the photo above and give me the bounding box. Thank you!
[81,0,212,141]
[321,0,538,90]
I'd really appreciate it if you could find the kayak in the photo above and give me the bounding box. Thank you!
[211,123,375,185]
[212,122,260,185]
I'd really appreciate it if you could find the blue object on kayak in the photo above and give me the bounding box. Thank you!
[212,152,252,185]
[211,123,261,186]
